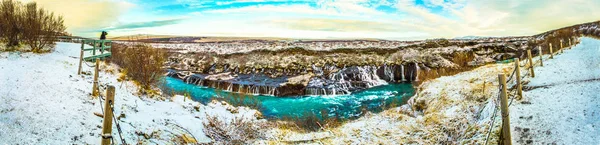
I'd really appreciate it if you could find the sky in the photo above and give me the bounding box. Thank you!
[21,0,600,40]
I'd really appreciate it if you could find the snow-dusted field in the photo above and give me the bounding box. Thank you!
[510,37,600,144]
[1,37,597,144]
[0,43,262,144]
[116,40,413,54]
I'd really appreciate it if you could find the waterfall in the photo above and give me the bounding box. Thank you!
[305,65,388,96]
[332,87,336,96]
[194,78,200,85]
[401,65,406,82]
[227,83,232,92]
[270,87,276,96]
[414,62,420,81]
[384,64,394,82]
[312,64,323,76]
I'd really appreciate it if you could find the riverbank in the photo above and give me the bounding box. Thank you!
[254,58,514,144]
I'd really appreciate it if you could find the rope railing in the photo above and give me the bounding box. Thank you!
[81,58,128,145]
[482,39,576,144]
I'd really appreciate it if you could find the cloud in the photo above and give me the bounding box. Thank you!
[102,19,185,31]
[19,0,134,36]
[29,0,600,40]
[392,0,600,38]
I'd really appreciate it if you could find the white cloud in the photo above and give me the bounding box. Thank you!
[58,0,600,40]
[391,0,600,38]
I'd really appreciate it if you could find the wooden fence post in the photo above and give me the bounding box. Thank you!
[498,74,512,145]
[549,43,554,59]
[538,46,543,67]
[482,79,486,94]
[101,86,115,145]
[527,50,535,78]
[78,42,84,75]
[92,58,100,97]
[560,40,564,53]
[569,38,572,49]
[515,58,522,99]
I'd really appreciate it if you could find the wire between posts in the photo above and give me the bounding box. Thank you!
[484,84,502,145]
[83,60,96,68]
[97,93,116,145]
[505,67,517,84]
[110,102,128,145]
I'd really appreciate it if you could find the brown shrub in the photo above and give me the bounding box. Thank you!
[278,109,346,132]
[203,114,263,144]
[0,0,65,51]
[111,43,167,91]
[20,2,65,53]
[0,0,23,48]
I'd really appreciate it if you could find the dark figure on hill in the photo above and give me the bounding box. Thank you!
[99,31,108,52]
[100,31,108,40]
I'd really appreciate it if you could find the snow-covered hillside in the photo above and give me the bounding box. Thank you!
[510,37,600,144]
[0,43,262,144]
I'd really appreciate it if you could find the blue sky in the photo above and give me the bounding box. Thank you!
[26,0,600,40]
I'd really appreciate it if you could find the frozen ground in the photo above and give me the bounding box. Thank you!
[1,37,596,144]
[510,37,600,144]
[0,43,262,144]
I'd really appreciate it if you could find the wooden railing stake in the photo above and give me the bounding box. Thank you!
[101,86,115,145]
[560,40,564,53]
[78,42,84,75]
[498,74,512,145]
[538,46,543,67]
[527,50,535,78]
[549,43,554,59]
[92,58,100,97]
[515,58,522,99]
[569,38,572,49]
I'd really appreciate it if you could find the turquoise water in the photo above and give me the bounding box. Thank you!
[163,77,415,119]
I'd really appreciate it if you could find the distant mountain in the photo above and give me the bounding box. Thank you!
[453,36,494,40]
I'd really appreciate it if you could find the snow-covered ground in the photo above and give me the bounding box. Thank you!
[1,37,597,144]
[0,43,262,144]
[510,37,600,144]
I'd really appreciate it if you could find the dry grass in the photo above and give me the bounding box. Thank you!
[110,43,167,92]
[203,114,265,144]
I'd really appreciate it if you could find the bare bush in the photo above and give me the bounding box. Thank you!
[21,2,65,53]
[203,114,263,144]
[0,0,22,48]
[0,0,65,51]
[111,43,167,91]
[279,110,345,132]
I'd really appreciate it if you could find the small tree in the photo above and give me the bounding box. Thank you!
[21,2,65,52]
[0,0,23,48]
[112,43,167,91]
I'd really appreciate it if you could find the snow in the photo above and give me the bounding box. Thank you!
[2,37,598,144]
[510,37,600,144]
[0,42,262,144]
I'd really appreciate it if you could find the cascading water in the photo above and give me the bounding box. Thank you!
[414,62,420,81]
[305,65,388,96]
[383,64,394,82]
[401,65,406,82]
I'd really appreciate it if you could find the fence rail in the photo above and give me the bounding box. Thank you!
[483,37,578,145]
